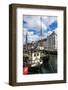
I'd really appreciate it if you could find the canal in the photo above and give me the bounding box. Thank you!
[28,54,57,74]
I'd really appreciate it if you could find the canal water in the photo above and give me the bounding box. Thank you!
[48,54,57,73]
[28,54,57,74]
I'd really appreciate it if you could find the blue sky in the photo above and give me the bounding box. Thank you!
[23,15,57,44]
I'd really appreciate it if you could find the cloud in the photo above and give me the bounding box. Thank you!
[48,31,52,36]
[43,32,48,38]
[42,16,57,26]
[23,15,57,43]
[23,16,48,31]
[27,31,34,36]
[54,28,57,34]
[28,34,39,43]
[23,16,41,30]
[23,16,57,32]
[42,23,47,30]
[23,27,39,43]
[23,28,28,35]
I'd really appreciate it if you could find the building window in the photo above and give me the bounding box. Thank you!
[34,53,36,57]
[37,53,39,56]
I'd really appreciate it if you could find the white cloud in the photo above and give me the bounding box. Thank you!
[42,16,57,27]
[24,16,48,31]
[23,16,57,43]
[23,28,28,35]
[23,28,39,43]
[54,28,57,34]
[48,31,52,36]
[24,16,41,30]
[24,16,57,32]
[28,34,39,43]
[24,28,34,36]
[43,32,48,38]
[41,21,47,30]
[27,31,34,36]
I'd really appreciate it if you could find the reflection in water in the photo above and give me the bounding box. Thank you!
[49,54,57,73]
[28,54,57,74]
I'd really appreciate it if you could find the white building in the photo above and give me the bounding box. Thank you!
[45,31,57,51]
